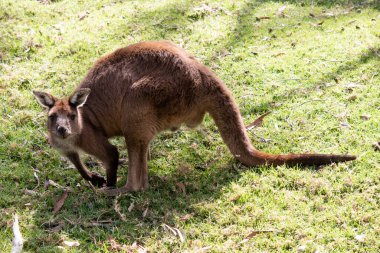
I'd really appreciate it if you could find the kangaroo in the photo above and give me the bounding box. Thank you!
[33,41,356,196]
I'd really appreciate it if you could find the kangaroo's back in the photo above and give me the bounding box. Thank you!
[76,41,213,135]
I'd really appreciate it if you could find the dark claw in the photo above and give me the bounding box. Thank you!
[90,173,106,187]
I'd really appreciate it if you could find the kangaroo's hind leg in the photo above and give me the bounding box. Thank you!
[98,134,152,196]
[124,136,151,191]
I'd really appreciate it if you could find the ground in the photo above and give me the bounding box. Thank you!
[0,0,379,252]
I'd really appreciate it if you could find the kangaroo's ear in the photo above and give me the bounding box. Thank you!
[32,90,56,108]
[69,88,91,107]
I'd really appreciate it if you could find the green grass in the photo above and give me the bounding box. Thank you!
[1,0,380,252]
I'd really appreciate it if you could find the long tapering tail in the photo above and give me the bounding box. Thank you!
[205,78,356,167]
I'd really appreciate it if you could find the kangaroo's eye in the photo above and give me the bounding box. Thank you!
[69,114,76,120]
[48,114,57,120]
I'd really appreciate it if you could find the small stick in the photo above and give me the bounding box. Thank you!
[113,196,126,221]
[87,181,98,194]
[11,214,23,253]
[291,99,325,109]
[252,132,271,143]
[32,171,40,190]
[309,58,344,62]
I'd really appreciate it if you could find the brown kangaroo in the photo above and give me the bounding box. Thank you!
[33,41,356,196]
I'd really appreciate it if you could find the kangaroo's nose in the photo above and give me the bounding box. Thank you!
[57,126,67,136]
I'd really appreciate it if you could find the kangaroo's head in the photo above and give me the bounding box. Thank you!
[33,89,91,139]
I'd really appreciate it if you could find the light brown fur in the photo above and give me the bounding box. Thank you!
[33,41,356,195]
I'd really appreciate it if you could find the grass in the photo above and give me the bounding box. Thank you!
[0,0,379,252]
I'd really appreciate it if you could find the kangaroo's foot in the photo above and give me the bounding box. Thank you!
[90,173,106,187]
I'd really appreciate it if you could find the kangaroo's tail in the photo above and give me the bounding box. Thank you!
[204,78,356,167]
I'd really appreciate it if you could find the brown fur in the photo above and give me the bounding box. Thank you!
[33,41,356,195]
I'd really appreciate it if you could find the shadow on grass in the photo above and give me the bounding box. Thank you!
[258,46,380,105]
[19,0,379,250]
[268,0,380,8]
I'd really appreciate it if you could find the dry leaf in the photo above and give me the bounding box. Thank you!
[336,111,346,119]
[312,20,324,26]
[53,190,68,214]
[118,158,127,165]
[114,196,126,221]
[108,237,128,251]
[176,182,186,196]
[256,16,271,21]
[78,11,89,20]
[229,194,241,202]
[239,229,279,244]
[48,222,64,233]
[179,213,194,221]
[324,12,335,17]
[128,202,135,212]
[246,112,271,130]
[24,189,39,196]
[245,230,277,239]
[354,234,366,242]
[196,246,212,252]
[298,245,307,252]
[174,228,185,243]
[41,220,65,232]
[162,223,177,236]
[372,142,380,151]
[178,164,192,174]
[348,95,357,101]
[90,221,114,227]
[130,241,147,253]
[360,115,370,120]
[33,171,40,190]
[162,224,185,243]
[44,178,71,190]
[344,82,362,91]
[142,207,149,218]
[63,240,80,247]
[44,177,50,189]
[276,5,286,17]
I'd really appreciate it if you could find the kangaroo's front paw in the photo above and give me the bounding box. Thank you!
[90,173,106,187]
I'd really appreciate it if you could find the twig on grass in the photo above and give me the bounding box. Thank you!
[11,214,23,253]
[162,224,185,243]
[246,112,271,130]
[309,58,345,62]
[32,170,40,190]
[239,229,280,244]
[114,195,126,221]
[290,99,325,109]
[87,181,98,194]
[251,132,271,143]
[53,190,69,215]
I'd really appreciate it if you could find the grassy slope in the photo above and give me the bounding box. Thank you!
[0,0,379,252]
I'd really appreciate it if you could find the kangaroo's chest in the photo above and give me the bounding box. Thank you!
[49,135,79,154]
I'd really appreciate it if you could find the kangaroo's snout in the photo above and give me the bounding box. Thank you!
[57,125,67,135]
[56,125,69,138]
